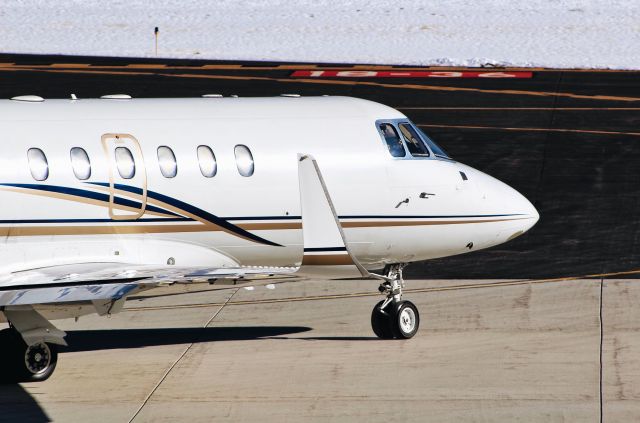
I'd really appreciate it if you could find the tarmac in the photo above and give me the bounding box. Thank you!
[1,55,640,422]
[1,276,638,422]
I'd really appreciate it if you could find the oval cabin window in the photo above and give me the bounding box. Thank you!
[27,148,49,181]
[70,147,91,180]
[157,146,177,178]
[234,145,254,177]
[115,147,136,179]
[197,145,217,177]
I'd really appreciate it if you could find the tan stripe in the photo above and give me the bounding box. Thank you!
[418,124,640,137]
[0,224,209,237]
[4,67,640,102]
[238,222,302,230]
[341,217,528,228]
[302,254,354,266]
[0,187,174,218]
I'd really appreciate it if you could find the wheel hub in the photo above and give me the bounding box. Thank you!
[399,307,416,333]
[24,343,51,374]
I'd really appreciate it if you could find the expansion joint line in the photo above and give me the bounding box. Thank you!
[599,278,604,423]
[128,287,240,423]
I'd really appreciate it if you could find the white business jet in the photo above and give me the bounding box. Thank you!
[0,95,538,382]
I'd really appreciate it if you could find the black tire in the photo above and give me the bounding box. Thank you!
[390,301,420,339]
[371,300,395,339]
[0,328,58,383]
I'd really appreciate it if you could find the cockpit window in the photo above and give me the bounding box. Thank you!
[415,126,451,159]
[399,123,430,157]
[378,123,406,157]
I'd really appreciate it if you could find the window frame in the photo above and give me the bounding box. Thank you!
[374,119,454,162]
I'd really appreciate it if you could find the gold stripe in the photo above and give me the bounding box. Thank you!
[0,218,527,237]
[0,224,210,237]
[237,222,302,230]
[302,254,354,266]
[341,217,528,228]
[92,185,278,244]
[0,187,173,218]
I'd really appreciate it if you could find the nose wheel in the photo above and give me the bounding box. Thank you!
[371,264,420,339]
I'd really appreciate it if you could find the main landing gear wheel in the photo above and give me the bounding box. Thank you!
[370,264,420,339]
[0,327,58,383]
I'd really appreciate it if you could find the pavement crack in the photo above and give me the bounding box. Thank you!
[127,288,240,423]
[599,278,604,423]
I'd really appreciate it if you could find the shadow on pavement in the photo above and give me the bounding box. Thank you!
[61,326,313,353]
[0,384,50,423]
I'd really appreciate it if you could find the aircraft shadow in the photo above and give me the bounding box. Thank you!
[0,384,51,423]
[61,326,312,352]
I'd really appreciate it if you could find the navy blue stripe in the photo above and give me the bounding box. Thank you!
[90,182,282,247]
[226,214,523,221]
[1,183,181,217]
[225,216,302,221]
[338,214,525,219]
[0,218,192,224]
[304,247,347,252]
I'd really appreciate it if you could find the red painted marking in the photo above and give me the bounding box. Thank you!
[291,70,533,78]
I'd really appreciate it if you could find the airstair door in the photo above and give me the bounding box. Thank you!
[101,133,148,220]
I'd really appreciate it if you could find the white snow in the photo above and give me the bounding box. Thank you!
[0,0,639,69]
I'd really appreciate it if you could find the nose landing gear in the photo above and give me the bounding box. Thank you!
[371,264,420,339]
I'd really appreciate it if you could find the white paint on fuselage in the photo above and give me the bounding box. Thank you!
[0,96,538,277]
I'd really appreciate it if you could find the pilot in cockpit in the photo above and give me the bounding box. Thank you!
[380,123,406,157]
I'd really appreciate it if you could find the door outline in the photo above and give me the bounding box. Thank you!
[101,133,148,220]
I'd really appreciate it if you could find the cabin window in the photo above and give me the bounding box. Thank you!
[197,145,217,177]
[70,147,91,180]
[115,147,136,179]
[27,148,49,181]
[234,145,254,177]
[378,123,406,157]
[399,123,430,157]
[157,146,177,178]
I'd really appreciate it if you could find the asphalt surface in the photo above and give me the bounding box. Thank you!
[1,53,640,279]
[3,277,639,422]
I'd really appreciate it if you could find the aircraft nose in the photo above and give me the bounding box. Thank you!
[499,180,539,238]
[473,168,539,237]
[519,194,539,233]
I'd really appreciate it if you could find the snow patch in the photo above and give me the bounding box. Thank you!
[0,0,638,69]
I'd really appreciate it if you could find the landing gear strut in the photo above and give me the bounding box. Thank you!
[371,264,420,339]
[0,326,58,383]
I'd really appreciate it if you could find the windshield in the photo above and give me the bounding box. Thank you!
[398,123,430,157]
[414,125,451,159]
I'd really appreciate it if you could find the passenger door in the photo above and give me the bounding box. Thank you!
[101,133,148,220]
